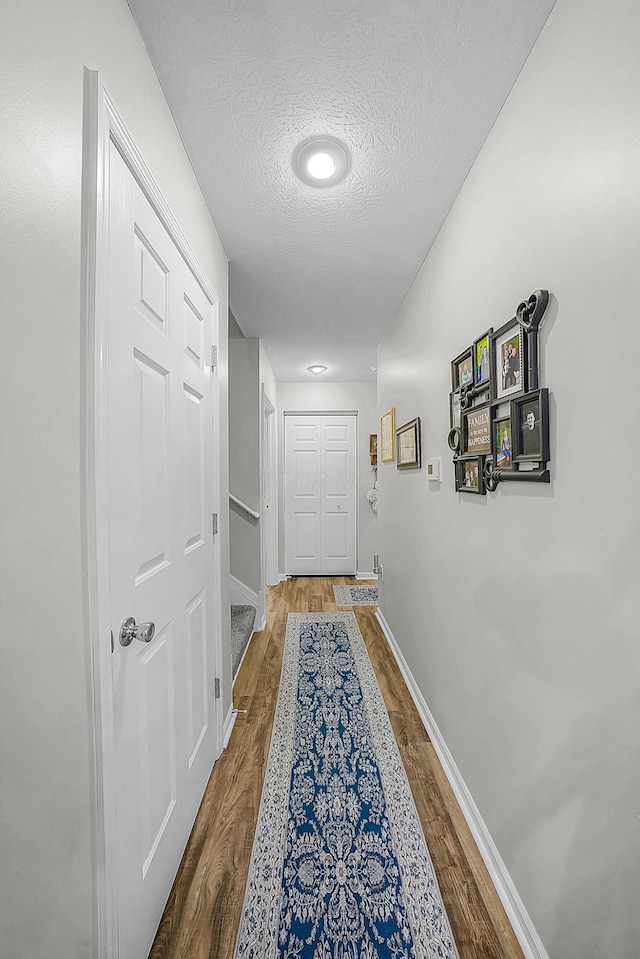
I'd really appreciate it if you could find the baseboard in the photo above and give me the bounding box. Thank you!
[222,703,237,749]
[278,573,288,582]
[356,571,376,580]
[232,637,252,687]
[257,589,266,633]
[230,574,259,610]
[375,610,550,959]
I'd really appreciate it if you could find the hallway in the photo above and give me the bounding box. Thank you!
[149,578,525,959]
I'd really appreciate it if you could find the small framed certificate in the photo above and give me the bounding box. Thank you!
[380,407,395,462]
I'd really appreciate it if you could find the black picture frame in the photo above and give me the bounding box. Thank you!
[491,317,527,403]
[395,416,421,470]
[511,388,550,464]
[461,403,491,457]
[491,410,514,471]
[451,347,474,392]
[455,456,486,494]
[449,390,461,430]
[473,328,493,389]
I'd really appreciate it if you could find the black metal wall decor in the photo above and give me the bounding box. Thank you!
[447,290,551,494]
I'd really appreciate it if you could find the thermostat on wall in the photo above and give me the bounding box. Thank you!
[426,457,442,482]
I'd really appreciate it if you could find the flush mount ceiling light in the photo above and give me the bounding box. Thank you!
[307,365,328,374]
[293,136,351,188]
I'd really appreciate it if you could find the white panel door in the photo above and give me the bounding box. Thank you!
[285,414,356,575]
[284,416,322,574]
[107,141,221,959]
[321,416,357,575]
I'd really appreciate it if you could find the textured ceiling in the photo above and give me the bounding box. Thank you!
[128,0,555,381]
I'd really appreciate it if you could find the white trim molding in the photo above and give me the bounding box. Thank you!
[375,609,551,959]
[229,575,266,631]
[230,574,259,610]
[256,594,266,633]
[356,571,376,580]
[223,705,237,749]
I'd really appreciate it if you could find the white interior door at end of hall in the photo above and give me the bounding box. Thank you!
[285,414,356,575]
[107,141,220,959]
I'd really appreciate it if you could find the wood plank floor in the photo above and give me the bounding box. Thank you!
[149,577,525,959]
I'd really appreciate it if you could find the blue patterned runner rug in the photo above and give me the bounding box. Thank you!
[333,584,379,606]
[234,612,459,959]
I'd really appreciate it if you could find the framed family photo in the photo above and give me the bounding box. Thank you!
[492,413,513,470]
[455,456,485,494]
[396,417,421,470]
[511,388,550,463]
[451,348,474,391]
[380,407,395,462]
[492,318,527,401]
[473,329,493,388]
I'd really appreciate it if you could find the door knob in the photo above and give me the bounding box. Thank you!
[119,616,156,647]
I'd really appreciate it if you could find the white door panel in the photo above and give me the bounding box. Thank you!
[324,511,349,558]
[107,141,221,959]
[285,414,356,575]
[292,511,320,559]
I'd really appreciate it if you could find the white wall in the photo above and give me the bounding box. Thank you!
[377,0,640,956]
[229,337,261,594]
[278,382,378,576]
[0,2,229,956]
[260,342,278,409]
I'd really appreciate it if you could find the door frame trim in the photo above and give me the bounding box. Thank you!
[284,409,358,416]
[83,71,221,959]
[260,386,278,625]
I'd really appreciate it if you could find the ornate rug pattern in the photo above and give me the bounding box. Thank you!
[234,612,458,959]
[333,584,379,606]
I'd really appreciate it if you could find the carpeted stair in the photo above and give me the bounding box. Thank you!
[231,605,256,679]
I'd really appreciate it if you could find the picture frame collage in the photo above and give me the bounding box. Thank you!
[447,290,551,494]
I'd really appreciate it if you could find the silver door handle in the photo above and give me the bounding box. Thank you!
[119,617,156,647]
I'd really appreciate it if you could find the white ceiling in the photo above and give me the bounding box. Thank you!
[127,0,555,382]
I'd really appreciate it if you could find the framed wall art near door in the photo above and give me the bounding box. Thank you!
[369,433,378,467]
[396,416,421,470]
[380,407,395,462]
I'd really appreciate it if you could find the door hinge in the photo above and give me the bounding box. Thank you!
[212,512,218,535]
[210,345,218,369]
[214,677,221,699]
